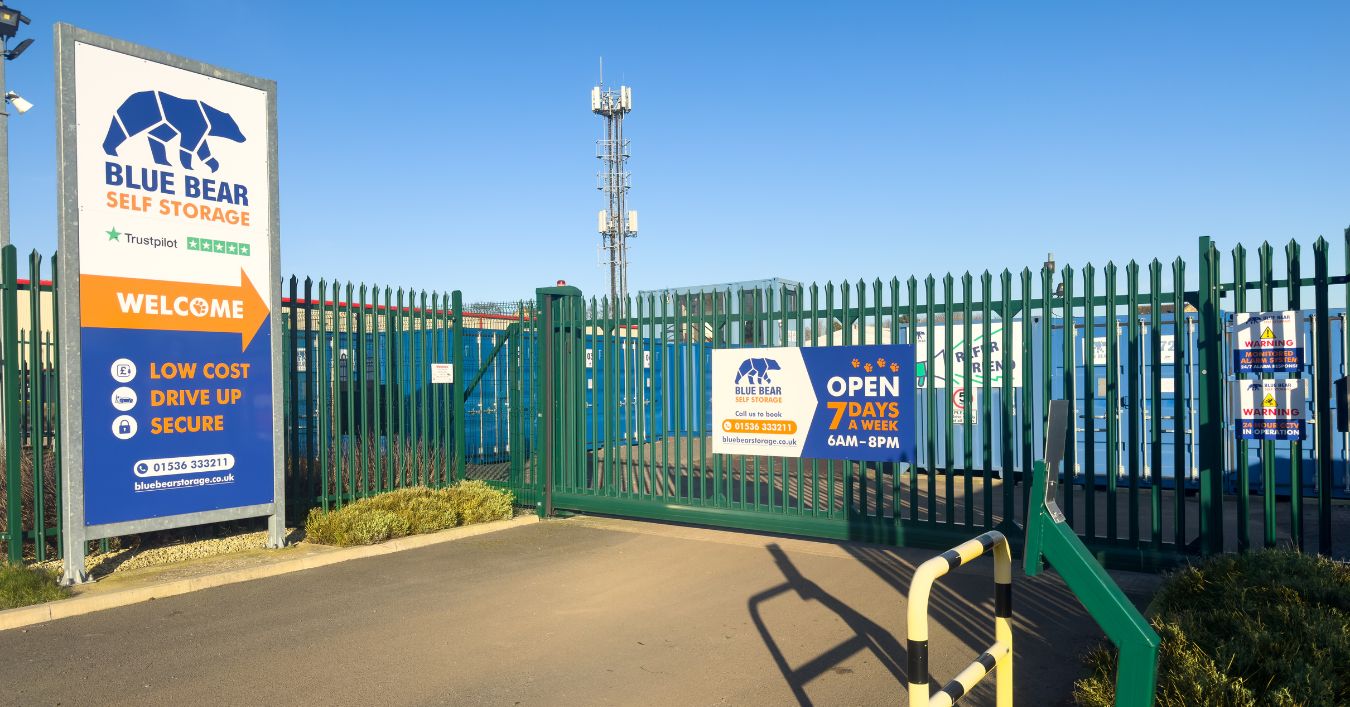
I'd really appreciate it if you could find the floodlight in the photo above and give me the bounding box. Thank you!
[6,37,31,60]
[6,91,30,114]
[0,4,29,41]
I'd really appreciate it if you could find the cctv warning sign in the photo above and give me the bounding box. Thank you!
[1232,379,1305,441]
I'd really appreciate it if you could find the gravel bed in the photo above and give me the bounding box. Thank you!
[34,528,298,580]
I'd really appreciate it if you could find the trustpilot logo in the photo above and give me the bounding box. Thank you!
[102,91,246,173]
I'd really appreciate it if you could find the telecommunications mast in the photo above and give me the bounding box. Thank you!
[591,71,636,307]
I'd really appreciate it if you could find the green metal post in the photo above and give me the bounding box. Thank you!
[944,274,955,523]
[1126,261,1142,544]
[1313,238,1332,556]
[1020,269,1033,518]
[1083,263,1097,541]
[999,270,1014,529]
[358,284,369,498]
[925,276,937,521]
[1258,243,1276,548]
[28,252,46,560]
[3,246,22,563]
[452,290,465,482]
[383,286,394,492]
[1196,237,1225,555]
[981,271,993,529]
[1148,260,1163,548]
[1171,258,1189,550]
[1285,241,1303,551]
[1231,247,1250,551]
[1105,262,1120,544]
[318,280,329,510]
[908,277,920,522]
[1062,266,1076,527]
[51,257,62,558]
[962,272,974,528]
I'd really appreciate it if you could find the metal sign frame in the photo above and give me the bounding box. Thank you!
[56,24,284,584]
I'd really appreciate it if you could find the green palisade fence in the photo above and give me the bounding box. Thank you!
[524,233,1350,571]
[2,233,1348,571]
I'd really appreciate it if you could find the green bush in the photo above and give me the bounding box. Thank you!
[360,487,462,535]
[305,506,411,547]
[443,479,515,524]
[1074,550,1350,706]
[0,563,67,610]
[304,482,514,547]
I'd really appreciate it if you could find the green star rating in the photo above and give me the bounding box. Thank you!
[186,237,254,258]
[106,227,120,241]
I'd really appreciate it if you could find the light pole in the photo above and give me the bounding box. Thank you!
[0,2,33,248]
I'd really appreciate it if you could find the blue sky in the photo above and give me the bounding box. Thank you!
[6,2,1348,301]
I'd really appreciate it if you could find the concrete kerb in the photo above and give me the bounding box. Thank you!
[0,515,538,632]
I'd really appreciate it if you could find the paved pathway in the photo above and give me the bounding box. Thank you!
[0,518,1155,706]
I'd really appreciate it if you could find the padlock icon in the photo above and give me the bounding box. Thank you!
[118,420,131,435]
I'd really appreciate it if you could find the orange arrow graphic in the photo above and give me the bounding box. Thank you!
[81,270,270,352]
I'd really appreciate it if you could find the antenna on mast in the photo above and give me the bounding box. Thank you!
[591,71,636,310]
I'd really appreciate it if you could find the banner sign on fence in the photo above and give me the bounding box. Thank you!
[57,25,283,564]
[913,322,1022,388]
[1232,310,1302,373]
[1231,379,1305,441]
[711,345,916,462]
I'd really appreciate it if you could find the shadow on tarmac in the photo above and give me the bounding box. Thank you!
[748,543,924,706]
[750,537,1094,706]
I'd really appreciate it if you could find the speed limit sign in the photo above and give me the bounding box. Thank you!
[953,387,978,424]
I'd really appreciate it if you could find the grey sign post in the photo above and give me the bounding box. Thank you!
[56,24,285,585]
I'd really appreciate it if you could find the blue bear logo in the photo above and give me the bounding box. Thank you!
[735,357,781,385]
[102,91,246,173]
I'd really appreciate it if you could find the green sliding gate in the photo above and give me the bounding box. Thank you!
[518,235,1350,572]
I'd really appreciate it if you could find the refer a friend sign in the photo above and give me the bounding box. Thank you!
[1233,310,1303,373]
[57,26,281,536]
[711,345,916,463]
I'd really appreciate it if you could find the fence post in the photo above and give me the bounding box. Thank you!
[2,245,20,564]
[1196,236,1225,555]
[1312,238,1332,555]
[451,290,465,481]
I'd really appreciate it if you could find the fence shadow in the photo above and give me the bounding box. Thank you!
[747,543,916,706]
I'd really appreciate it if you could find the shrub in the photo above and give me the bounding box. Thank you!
[304,481,514,547]
[1074,550,1350,706]
[0,563,67,610]
[443,480,515,524]
[362,487,461,535]
[305,506,410,547]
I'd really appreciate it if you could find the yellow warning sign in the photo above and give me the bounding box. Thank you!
[1263,393,1278,407]
[1261,326,1275,340]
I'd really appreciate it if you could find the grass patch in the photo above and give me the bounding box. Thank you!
[0,563,67,610]
[1074,550,1350,706]
[305,482,514,547]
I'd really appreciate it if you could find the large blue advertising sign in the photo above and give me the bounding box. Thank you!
[58,25,282,552]
[711,345,916,463]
